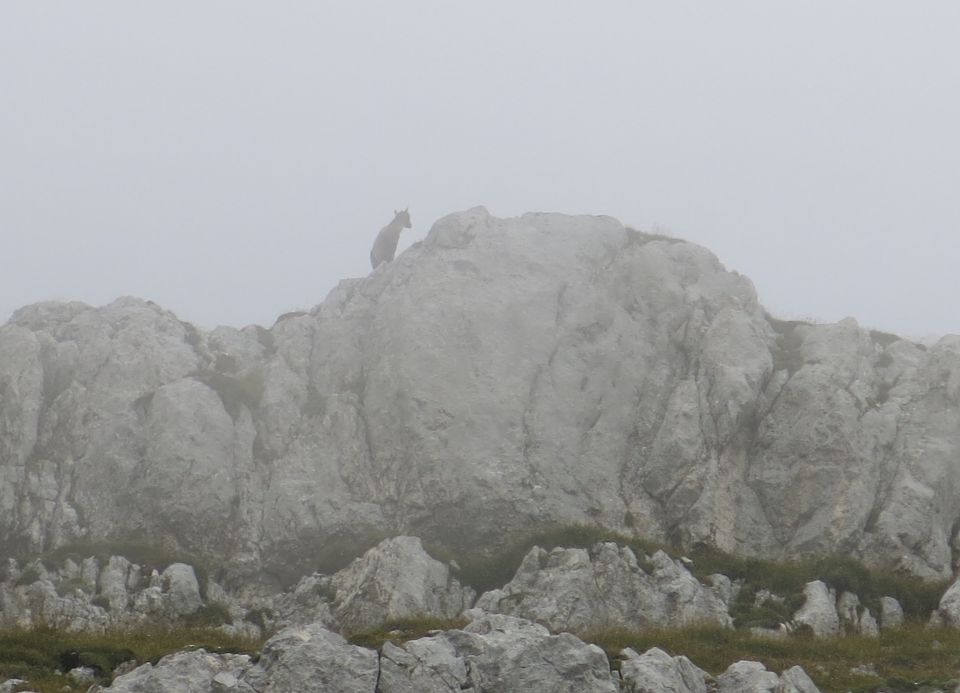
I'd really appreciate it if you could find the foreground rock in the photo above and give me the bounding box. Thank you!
[619,647,710,692]
[86,609,828,693]
[930,574,960,627]
[717,661,820,693]
[378,610,617,693]
[475,542,731,631]
[242,623,378,693]
[1,209,959,580]
[93,650,252,693]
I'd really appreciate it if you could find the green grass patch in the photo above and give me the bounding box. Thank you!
[585,623,960,693]
[37,539,213,599]
[347,616,468,649]
[429,524,663,594]
[183,603,233,628]
[425,523,946,627]
[687,546,948,624]
[0,625,262,692]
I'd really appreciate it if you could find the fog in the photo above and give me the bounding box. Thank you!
[2,2,958,338]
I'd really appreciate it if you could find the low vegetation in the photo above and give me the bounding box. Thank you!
[347,616,468,649]
[430,524,661,594]
[686,545,948,626]
[35,539,214,599]
[587,623,960,693]
[431,524,946,626]
[0,625,262,693]
[5,524,953,691]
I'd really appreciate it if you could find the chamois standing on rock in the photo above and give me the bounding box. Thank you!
[370,208,411,270]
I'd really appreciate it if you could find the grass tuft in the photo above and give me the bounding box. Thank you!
[585,623,960,693]
[0,625,262,693]
[347,616,468,649]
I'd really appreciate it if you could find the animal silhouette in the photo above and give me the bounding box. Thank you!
[370,208,412,269]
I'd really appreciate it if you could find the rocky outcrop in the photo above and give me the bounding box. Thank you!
[930,575,960,627]
[0,556,203,631]
[879,595,904,629]
[242,623,379,693]
[474,542,731,631]
[378,610,617,693]
[94,650,253,693]
[1,209,959,579]
[619,647,710,693]
[99,613,619,693]
[270,535,474,632]
[1,537,473,635]
[791,581,839,637]
[617,648,821,693]
[716,661,821,693]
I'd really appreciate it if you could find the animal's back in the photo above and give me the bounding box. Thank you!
[370,223,401,269]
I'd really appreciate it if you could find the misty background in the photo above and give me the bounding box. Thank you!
[2,2,958,339]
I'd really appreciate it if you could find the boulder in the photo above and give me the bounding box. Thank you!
[241,622,378,693]
[98,650,251,693]
[777,665,822,692]
[378,610,617,693]
[792,581,839,637]
[269,536,474,632]
[619,646,710,693]
[325,536,474,632]
[880,596,904,629]
[932,576,960,627]
[718,661,820,693]
[475,543,731,631]
[160,563,202,616]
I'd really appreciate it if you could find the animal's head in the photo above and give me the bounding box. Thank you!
[394,208,412,228]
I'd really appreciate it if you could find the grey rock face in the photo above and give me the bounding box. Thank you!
[268,535,474,632]
[161,562,202,616]
[931,576,960,627]
[324,535,474,632]
[792,581,839,637]
[836,590,878,637]
[378,610,617,693]
[100,650,251,693]
[716,661,780,693]
[474,543,731,631]
[1,210,959,579]
[619,646,710,693]
[242,622,378,693]
[776,665,822,693]
[0,556,206,631]
[880,595,904,629]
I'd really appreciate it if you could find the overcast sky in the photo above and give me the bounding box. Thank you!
[2,2,958,338]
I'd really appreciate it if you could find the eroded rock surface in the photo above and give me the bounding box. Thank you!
[1,209,959,579]
[474,542,731,631]
[270,535,474,632]
[378,610,617,693]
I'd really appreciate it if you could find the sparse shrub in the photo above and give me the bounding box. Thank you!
[0,624,261,692]
[432,524,663,594]
[348,616,468,649]
[56,577,93,597]
[195,368,265,419]
[15,566,41,587]
[184,603,232,628]
[870,329,900,348]
[243,607,274,630]
[91,595,110,611]
[252,325,277,355]
[766,316,809,374]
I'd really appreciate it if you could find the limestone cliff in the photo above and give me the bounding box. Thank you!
[1,208,958,580]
